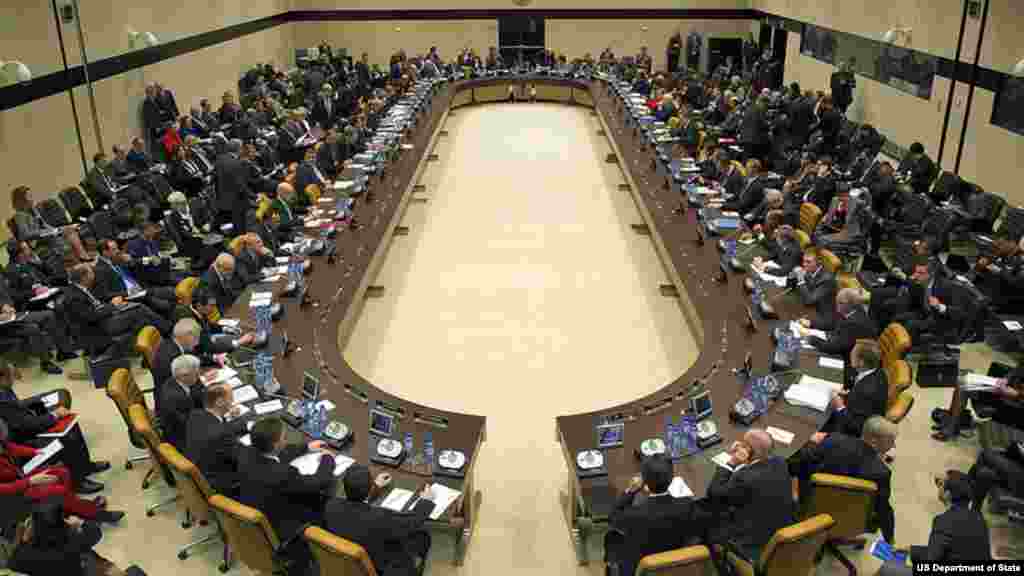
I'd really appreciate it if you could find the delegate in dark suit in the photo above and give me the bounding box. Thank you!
[707,457,794,560]
[790,433,895,543]
[185,409,246,495]
[173,305,235,360]
[0,400,100,484]
[236,445,333,540]
[722,175,766,216]
[63,283,168,352]
[809,307,878,358]
[762,235,803,276]
[788,96,815,148]
[215,151,253,234]
[795,266,836,324]
[721,165,746,200]
[150,338,184,413]
[609,492,707,576]
[159,377,195,451]
[740,104,770,160]
[92,257,175,317]
[200,268,243,315]
[325,495,434,576]
[826,368,890,437]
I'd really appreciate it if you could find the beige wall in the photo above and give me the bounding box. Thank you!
[0,1,293,238]
[293,0,746,9]
[546,19,749,72]
[294,20,498,67]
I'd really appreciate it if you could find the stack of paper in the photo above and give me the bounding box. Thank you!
[668,476,693,498]
[289,453,356,477]
[380,488,416,512]
[232,385,259,404]
[789,321,827,341]
[1003,320,1023,331]
[249,291,273,308]
[766,426,795,445]
[818,357,845,370]
[218,319,240,329]
[426,484,462,520]
[22,439,63,475]
[711,452,734,471]
[202,367,238,386]
[784,375,841,412]
[758,271,788,287]
[253,399,283,415]
[961,373,1002,391]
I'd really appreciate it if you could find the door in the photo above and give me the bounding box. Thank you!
[498,15,545,67]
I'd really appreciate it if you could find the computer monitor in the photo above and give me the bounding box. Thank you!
[369,408,395,437]
[689,390,713,420]
[595,422,624,449]
[302,372,319,401]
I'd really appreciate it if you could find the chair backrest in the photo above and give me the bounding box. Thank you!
[886,389,915,424]
[730,160,747,178]
[228,236,245,257]
[836,273,861,292]
[158,442,212,524]
[175,276,200,305]
[817,248,841,274]
[884,359,912,406]
[209,494,281,575]
[879,323,912,365]
[135,326,162,370]
[127,403,163,458]
[802,474,876,541]
[756,514,835,576]
[304,525,378,576]
[636,544,712,576]
[798,202,823,235]
[793,229,811,250]
[106,368,147,450]
[304,183,321,204]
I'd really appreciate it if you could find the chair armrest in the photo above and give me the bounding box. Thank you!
[810,473,878,493]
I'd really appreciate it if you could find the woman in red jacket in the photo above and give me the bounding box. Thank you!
[0,419,123,524]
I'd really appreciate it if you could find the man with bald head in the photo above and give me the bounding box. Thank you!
[707,429,794,563]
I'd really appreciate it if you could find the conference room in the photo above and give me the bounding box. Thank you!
[0,1,1023,575]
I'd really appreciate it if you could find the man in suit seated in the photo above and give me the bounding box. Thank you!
[799,288,878,361]
[94,239,176,317]
[151,318,213,413]
[722,159,767,216]
[159,354,202,451]
[744,188,783,226]
[6,241,66,300]
[0,361,110,494]
[174,285,256,359]
[820,342,890,437]
[605,454,707,576]
[84,152,119,208]
[879,472,989,575]
[186,384,246,496]
[234,233,276,285]
[707,429,794,563]
[0,273,74,375]
[126,221,179,287]
[126,137,154,173]
[238,417,335,571]
[804,157,837,213]
[752,224,803,276]
[790,417,897,546]
[166,192,218,270]
[789,251,836,324]
[64,263,170,352]
[879,259,963,344]
[718,154,746,200]
[201,253,245,315]
[326,464,436,576]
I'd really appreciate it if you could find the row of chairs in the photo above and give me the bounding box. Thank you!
[108,366,380,575]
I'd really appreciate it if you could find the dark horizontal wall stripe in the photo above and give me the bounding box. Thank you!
[753,10,1005,92]
[289,8,760,21]
[0,13,287,113]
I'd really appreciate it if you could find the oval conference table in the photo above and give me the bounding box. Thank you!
[225,74,833,567]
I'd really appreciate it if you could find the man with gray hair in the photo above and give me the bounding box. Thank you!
[150,317,202,413]
[707,429,795,563]
[202,253,243,314]
[791,416,896,545]
[801,286,878,362]
[160,353,201,450]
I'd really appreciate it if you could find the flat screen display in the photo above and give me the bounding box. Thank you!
[369,408,394,437]
[596,423,624,449]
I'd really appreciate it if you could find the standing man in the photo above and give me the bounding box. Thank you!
[215,139,252,234]
[636,46,653,75]
[830,60,857,116]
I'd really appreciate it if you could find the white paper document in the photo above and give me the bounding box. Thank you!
[766,426,795,445]
[758,271,788,287]
[711,452,734,471]
[239,434,251,446]
[380,488,416,512]
[1004,320,1023,331]
[202,367,238,386]
[668,476,693,498]
[961,373,1002,391]
[22,440,62,475]
[218,319,240,328]
[818,357,845,370]
[41,392,60,409]
[253,399,284,415]
[228,403,251,420]
[232,385,259,404]
[334,180,355,191]
[315,400,336,412]
[427,484,461,520]
[332,454,355,477]
[784,375,842,412]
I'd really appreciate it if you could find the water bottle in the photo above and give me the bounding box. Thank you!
[424,431,434,469]
[727,239,737,260]
[664,415,673,453]
[404,431,414,457]
[316,405,327,438]
[751,281,763,310]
